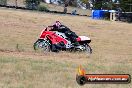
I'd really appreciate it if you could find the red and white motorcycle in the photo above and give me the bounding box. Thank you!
[34,27,92,54]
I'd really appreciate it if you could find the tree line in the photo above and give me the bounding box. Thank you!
[0,0,131,12]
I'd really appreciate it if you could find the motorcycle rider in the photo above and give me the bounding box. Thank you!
[50,21,80,46]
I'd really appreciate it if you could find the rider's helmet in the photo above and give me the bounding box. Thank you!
[53,21,62,29]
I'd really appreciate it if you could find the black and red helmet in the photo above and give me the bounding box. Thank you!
[53,21,62,28]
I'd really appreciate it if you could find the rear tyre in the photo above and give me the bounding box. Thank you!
[84,44,92,54]
[33,39,51,52]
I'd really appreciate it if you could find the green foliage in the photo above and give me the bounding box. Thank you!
[93,1,102,10]
[120,0,132,12]
[37,4,49,12]
[80,0,88,4]
[68,0,77,7]
[0,0,7,5]
[93,0,116,10]
[25,0,41,9]
[93,0,132,12]
[102,1,114,10]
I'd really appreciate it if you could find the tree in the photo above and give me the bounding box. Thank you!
[92,0,116,10]
[93,0,103,9]
[80,0,90,9]
[120,0,132,12]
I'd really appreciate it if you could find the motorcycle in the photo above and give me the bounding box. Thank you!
[33,27,92,54]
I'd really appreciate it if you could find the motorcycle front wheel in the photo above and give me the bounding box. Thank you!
[33,39,51,52]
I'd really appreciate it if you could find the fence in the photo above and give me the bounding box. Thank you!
[0,0,25,7]
[0,0,90,17]
[0,0,45,11]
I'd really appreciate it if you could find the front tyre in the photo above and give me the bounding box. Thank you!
[33,39,51,52]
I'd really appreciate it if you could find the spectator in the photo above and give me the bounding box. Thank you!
[116,7,122,21]
[63,7,67,14]
[71,9,77,15]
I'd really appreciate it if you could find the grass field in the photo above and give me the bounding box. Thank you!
[0,8,132,88]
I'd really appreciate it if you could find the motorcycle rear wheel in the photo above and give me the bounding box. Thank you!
[84,44,92,54]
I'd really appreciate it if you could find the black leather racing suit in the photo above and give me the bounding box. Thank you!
[52,25,79,44]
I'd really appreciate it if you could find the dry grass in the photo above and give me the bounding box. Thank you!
[0,8,132,88]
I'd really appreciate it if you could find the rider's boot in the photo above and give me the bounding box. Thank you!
[74,42,80,46]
